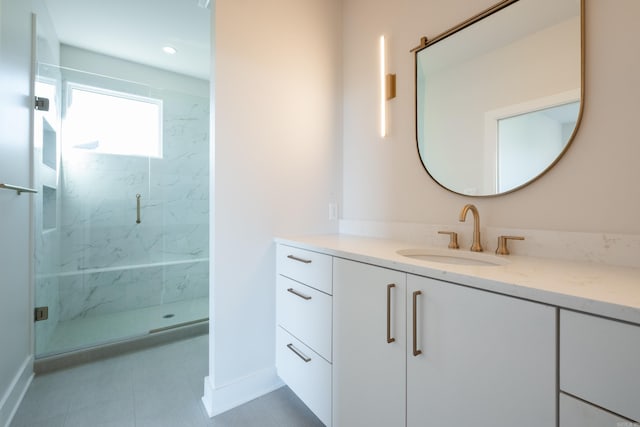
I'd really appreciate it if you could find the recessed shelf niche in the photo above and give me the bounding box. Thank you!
[42,118,57,170]
[42,185,57,232]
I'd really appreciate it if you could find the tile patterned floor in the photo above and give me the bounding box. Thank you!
[11,334,324,427]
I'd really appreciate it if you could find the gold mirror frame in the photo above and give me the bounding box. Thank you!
[413,0,585,197]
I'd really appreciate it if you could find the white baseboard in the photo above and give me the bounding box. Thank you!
[201,367,284,418]
[0,356,34,427]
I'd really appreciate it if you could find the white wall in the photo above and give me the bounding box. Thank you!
[0,0,34,425]
[342,0,640,234]
[204,0,341,415]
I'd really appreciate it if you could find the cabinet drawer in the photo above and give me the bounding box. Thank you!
[560,393,633,427]
[276,327,331,426]
[277,244,332,294]
[560,310,640,421]
[277,275,332,361]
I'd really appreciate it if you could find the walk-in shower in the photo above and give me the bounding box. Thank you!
[33,60,209,357]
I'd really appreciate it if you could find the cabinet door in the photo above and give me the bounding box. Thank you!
[560,309,640,421]
[559,393,633,427]
[407,275,556,427]
[332,258,406,427]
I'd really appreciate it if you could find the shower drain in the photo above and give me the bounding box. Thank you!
[163,313,175,319]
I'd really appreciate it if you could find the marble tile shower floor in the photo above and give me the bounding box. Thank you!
[39,297,209,356]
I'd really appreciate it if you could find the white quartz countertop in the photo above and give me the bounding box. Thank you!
[275,234,640,325]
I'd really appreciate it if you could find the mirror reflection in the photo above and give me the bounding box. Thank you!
[415,0,583,196]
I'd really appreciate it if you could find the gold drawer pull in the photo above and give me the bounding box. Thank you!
[287,255,312,264]
[287,343,311,363]
[387,284,396,343]
[412,290,422,357]
[287,288,312,301]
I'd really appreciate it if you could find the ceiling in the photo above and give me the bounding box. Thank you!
[44,0,211,80]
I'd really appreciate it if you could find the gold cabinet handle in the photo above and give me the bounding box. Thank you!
[287,255,312,264]
[287,343,311,363]
[412,290,422,356]
[287,287,312,301]
[387,284,396,343]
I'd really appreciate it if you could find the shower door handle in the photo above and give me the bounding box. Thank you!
[136,194,141,224]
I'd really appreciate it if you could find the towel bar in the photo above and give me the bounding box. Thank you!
[0,183,38,195]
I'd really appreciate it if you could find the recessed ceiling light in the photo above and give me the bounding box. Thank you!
[163,46,177,55]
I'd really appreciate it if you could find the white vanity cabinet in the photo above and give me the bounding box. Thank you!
[275,237,640,427]
[275,244,333,426]
[331,257,556,427]
[560,309,640,424]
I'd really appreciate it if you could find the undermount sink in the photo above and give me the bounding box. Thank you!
[396,248,509,266]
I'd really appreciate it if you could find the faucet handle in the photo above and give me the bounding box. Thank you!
[438,231,459,249]
[496,235,524,255]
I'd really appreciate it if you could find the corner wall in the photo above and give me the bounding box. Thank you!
[0,1,34,425]
[204,0,341,415]
[342,0,640,234]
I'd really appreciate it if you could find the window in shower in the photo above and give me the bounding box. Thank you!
[64,82,163,158]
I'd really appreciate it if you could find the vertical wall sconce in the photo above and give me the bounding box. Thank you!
[379,35,397,138]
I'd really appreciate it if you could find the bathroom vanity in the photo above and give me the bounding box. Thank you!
[275,235,640,427]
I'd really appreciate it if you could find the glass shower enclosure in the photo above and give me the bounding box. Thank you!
[33,63,209,357]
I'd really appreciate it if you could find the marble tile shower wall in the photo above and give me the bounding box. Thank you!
[57,260,209,320]
[54,89,209,322]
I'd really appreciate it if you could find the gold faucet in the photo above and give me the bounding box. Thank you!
[459,204,483,252]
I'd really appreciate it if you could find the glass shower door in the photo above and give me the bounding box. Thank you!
[33,62,63,357]
[33,63,209,357]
